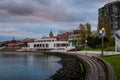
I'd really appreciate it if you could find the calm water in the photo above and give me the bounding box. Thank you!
[0,53,62,80]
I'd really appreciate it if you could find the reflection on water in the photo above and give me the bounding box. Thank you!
[0,53,62,80]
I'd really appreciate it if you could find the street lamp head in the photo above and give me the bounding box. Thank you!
[102,27,105,31]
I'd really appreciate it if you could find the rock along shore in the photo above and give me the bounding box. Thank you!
[44,52,86,80]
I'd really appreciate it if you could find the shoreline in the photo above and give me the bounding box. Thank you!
[0,51,44,55]
[44,52,86,80]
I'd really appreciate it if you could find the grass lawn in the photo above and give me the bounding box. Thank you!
[102,55,120,80]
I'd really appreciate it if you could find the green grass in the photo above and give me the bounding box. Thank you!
[102,55,120,80]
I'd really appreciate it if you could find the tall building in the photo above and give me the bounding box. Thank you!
[98,1,120,37]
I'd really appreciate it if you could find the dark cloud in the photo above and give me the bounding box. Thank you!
[7,5,34,15]
[0,0,116,24]
[0,0,35,16]
[0,0,115,22]
[35,0,54,5]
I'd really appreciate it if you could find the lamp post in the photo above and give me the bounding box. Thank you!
[85,40,87,48]
[101,27,105,56]
[85,40,87,55]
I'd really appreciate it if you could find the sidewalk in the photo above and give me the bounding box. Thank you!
[67,51,120,57]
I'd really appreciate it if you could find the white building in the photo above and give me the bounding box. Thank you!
[115,30,120,52]
[27,37,69,51]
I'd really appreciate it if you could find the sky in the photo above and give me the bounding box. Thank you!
[0,0,115,41]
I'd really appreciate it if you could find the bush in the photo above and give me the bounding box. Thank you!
[104,46,115,51]
[79,47,101,51]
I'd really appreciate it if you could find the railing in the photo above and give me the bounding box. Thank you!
[74,54,116,80]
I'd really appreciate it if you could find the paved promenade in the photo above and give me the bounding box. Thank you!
[67,51,120,57]
[50,50,120,57]
[50,51,117,80]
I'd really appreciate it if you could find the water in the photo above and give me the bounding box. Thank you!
[0,53,62,80]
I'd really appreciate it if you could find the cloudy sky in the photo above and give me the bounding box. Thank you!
[0,0,115,41]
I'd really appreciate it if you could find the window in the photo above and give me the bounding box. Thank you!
[61,44,66,47]
[61,44,68,47]
[40,44,42,47]
[47,40,51,42]
[46,44,49,47]
[54,44,56,47]
[44,40,46,42]
[57,44,60,47]
[34,44,36,47]
[37,44,39,47]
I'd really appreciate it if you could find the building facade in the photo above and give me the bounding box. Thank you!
[57,32,69,41]
[98,1,120,37]
[68,34,80,46]
[28,37,68,51]
[115,30,120,52]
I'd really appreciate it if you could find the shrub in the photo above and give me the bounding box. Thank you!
[104,46,115,51]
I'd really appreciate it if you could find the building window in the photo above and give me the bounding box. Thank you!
[46,44,49,47]
[34,44,36,47]
[40,44,42,47]
[57,44,60,47]
[52,40,54,42]
[54,44,56,47]
[37,44,39,47]
[61,44,66,47]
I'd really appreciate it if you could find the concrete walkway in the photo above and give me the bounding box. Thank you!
[50,50,120,56]
[66,51,120,57]
[49,51,116,80]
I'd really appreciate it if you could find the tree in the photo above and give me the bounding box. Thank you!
[98,14,112,38]
[86,37,95,48]
[72,39,77,46]
[104,16,112,38]
[85,23,92,37]
[79,24,86,45]
[108,37,115,46]
[94,36,101,48]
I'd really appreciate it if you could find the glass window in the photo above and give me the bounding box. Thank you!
[40,44,42,47]
[57,44,60,47]
[34,44,36,47]
[54,44,56,47]
[61,44,66,47]
[46,44,49,47]
[37,44,39,47]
